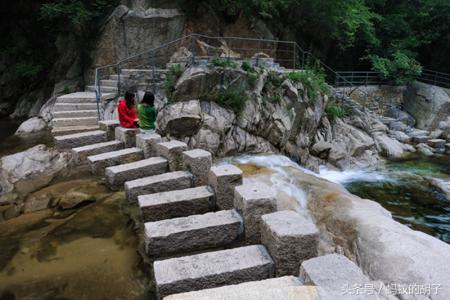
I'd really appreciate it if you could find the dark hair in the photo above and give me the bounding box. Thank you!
[142,92,155,106]
[124,91,135,108]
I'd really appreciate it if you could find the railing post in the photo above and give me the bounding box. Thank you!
[292,43,296,70]
[117,64,121,99]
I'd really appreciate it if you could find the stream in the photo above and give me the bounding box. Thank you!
[0,118,449,298]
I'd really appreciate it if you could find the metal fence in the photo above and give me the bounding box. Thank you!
[94,33,450,120]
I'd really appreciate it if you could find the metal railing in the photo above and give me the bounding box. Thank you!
[334,69,450,89]
[98,33,450,120]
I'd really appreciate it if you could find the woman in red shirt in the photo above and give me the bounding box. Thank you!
[117,91,139,128]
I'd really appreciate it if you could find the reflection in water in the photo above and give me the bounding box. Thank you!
[0,178,146,299]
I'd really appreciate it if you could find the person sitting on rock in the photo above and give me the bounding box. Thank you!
[137,91,157,133]
[117,91,139,128]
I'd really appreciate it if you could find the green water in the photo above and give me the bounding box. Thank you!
[346,154,450,243]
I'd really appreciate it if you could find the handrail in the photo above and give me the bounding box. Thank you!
[93,33,450,121]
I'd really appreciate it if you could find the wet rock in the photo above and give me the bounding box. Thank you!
[416,143,434,156]
[58,191,95,210]
[15,117,47,135]
[389,130,411,143]
[0,145,71,204]
[427,139,446,148]
[310,141,332,159]
[430,129,443,139]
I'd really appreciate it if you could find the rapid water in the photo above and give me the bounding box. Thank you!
[230,153,450,244]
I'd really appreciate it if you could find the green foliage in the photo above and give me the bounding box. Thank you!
[164,64,185,100]
[15,63,44,78]
[63,85,71,94]
[367,51,422,85]
[288,69,329,99]
[209,57,239,68]
[241,60,255,73]
[247,72,259,87]
[40,0,118,30]
[325,101,353,122]
[216,86,248,113]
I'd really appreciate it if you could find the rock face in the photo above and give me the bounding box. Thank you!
[403,81,450,130]
[0,145,71,205]
[14,117,48,135]
[89,5,185,77]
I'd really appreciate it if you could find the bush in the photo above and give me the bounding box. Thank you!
[368,51,422,85]
[288,69,329,99]
[15,63,43,78]
[209,57,239,68]
[325,101,353,122]
[247,72,259,87]
[241,60,255,73]
[164,64,185,100]
[216,86,248,113]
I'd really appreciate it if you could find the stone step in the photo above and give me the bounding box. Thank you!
[87,147,144,176]
[72,140,124,163]
[51,125,100,136]
[100,79,118,87]
[86,85,118,93]
[144,209,243,256]
[109,74,130,81]
[54,130,106,149]
[53,103,98,111]
[165,276,303,300]
[138,186,213,222]
[153,245,274,299]
[99,120,120,140]
[105,156,168,188]
[125,171,193,202]
[52,117,98,127]
[121,68,167,76]
[52,110,98,118]
[56,92,115,103]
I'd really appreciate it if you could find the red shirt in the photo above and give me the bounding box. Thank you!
[117,100,138,128]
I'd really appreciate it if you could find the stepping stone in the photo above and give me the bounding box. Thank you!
[125,171,193,202]
[156,140,188,171]
[182,149,212,186]
[261,210,319,276]
[299,254,383,299]
[99,120,120,140]
[144,209,243,256]
[52,117,98,127]
[87,147,144,176]
[115,127,139,148]
[234,183,277,244]
[52,110,98,118]
[72,140,124,163]
[54,130,106,149]
[164,276,304,300]
[427,139,446,148]
[208,164,243,210]
[136,133,162,158]
[53,103,98,111]
[153,245,274,299]
[105,156,168,188]
[139,186,213,222]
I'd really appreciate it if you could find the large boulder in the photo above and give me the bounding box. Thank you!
[14,117,47,135]
[0,145,71,204]
[157,99,202,137]
[403,82,450,130]
[373,132,405,159]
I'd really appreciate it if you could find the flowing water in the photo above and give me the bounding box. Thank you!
[231,153,450,244]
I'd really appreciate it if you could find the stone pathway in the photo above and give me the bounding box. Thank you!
[49,119,390,299]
